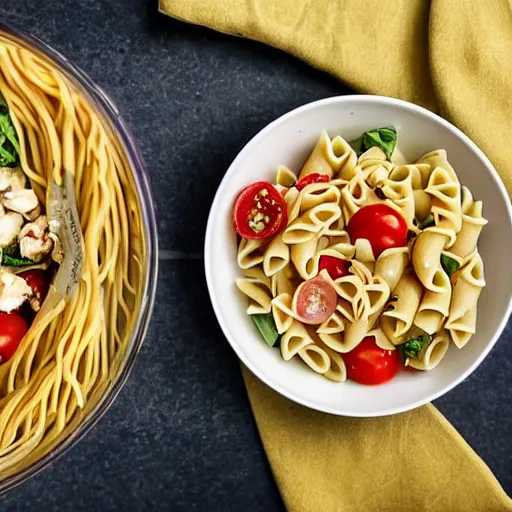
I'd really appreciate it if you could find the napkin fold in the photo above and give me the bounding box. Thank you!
[160,0,512,510]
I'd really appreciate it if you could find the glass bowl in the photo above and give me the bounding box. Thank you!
[0,21,158,494]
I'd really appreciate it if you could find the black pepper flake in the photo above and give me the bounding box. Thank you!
[407,230,417,243]
[374,187,386,200]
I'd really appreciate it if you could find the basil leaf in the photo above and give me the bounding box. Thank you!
[349,127,397,160]
[349,135,364,156]
[398,333,431,359]
[252,314,280,347]
[419,213,435,229]
[1,254,35,267]
[0,95,20,167]
[0,244,34,267]
[440,254,460,277]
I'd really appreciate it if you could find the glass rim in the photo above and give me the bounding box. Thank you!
[0,20,159,495]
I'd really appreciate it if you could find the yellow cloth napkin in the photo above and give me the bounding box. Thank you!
[160,1,512,510]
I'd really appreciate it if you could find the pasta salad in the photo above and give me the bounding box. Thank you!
[233,128,487,386]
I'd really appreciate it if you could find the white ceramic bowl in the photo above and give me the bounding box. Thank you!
[204,95,512,417]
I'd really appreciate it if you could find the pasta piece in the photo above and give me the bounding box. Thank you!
[284,186,300,212]
[333,275,365,318]
[340,172,379,224]
[276,165,297,187]
[299,183,341,213]
[425,166,462,232]
[271,265,297,297]
[359,151,394,188]
[447,303,477,349]
[354,238,375,265]
[416,149,458,184]
[450,186,488,258]
[413,270,452,334]
[412,226,456,292]
[271,293,296,334]
[368,326,396,350]
[389,164,429,190]
[365,164,391,188]
[350,259,374,286]
[329,177,349,193]
[316,308,346,334]
[322,347,347,382]
[407,331,450,370]
[357,146,388,168]
[237,238,264,270]
[339,317,370,353]
[413,189,432,221]
[287,182,340,221]
[282,203,341,244]
[374,246,410,293]
[298,344,331,374]
[365,274,391,317]
[308,331,347,382]
[263,234,290,277]
[290,236,320,281]
[323,215,347,238]
[383,165,420,229]
[280,320,313,361]
[381,274,423,344]
[299,131,357,180]
[235,278,272,315]
[445,253,485,348]
[242,266,271,290]
[271,293,293,333]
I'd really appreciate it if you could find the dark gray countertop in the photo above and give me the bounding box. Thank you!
[0,1,510,510]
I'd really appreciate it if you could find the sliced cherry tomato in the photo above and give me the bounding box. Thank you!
[18,270,50,312]
[347,204,408,259]
[344,336,399,385]
[232,182,288,240]
[0,312,28,364]
[318,256,350,280]
[292,270,337,325]
[295,173,330,191]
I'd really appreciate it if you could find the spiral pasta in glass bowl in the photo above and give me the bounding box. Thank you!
[205,96,512,416]
[0,23,157,493]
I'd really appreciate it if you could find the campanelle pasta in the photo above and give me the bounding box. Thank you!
[232,128,487,385]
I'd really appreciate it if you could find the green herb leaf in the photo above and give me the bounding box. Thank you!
[252,314,280,347]
[349,135,364,156]
[419,213,435,230]
[398,333,431,359]
[349,127,397,160]
[0,244,34,267]
[1,254,35,267]
[0,95,20,168]
[440,254,460,277]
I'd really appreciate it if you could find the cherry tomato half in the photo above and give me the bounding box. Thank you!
[292,270,337,325]
[347,204,408,259]
[318,256,350,280]
[0,312,28,364]
[295,173,330,191]
[344,336,399,385]
[18,269,50,312]
[232,182,288,240]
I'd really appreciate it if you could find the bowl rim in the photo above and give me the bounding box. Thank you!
[204,93,512,417]
[0,21,159,493]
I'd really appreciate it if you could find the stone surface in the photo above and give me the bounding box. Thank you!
[0,0,510,510]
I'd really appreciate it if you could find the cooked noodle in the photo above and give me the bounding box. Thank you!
[0,37,145,475]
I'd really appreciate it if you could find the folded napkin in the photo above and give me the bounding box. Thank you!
[160,1,512,510]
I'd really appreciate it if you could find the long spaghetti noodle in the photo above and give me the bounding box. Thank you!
[0,37,145,476]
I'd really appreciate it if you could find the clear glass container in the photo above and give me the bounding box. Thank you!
[0,21,158,495]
